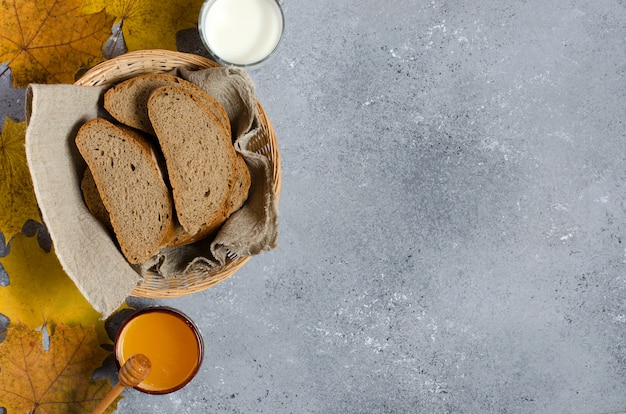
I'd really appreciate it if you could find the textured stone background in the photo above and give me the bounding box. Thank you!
[3,0,626,413]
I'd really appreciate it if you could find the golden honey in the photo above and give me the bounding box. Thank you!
[115,307,203,393]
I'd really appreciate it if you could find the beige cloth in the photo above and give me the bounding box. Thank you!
[25,69,279,317]
[25,84,140,317]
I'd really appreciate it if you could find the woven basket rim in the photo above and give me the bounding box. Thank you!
[74,50,281,298]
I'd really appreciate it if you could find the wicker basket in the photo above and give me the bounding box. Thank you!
[74,50,281,298]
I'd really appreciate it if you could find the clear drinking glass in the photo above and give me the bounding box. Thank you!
[198,0,284,67]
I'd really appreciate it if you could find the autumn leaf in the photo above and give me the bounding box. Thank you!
[0,0,115,87]
[0,232,105,340]
[0,322,120,414]
[0,116,40,243]
[82,0,205,51]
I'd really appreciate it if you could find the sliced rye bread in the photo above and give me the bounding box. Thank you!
[229,156,251,215]
[179,66,257,141]
[103,73,230,136]
[75,118,174,264]
[80,167,112,230]
[166,154,251,247]
[147,85,241,241]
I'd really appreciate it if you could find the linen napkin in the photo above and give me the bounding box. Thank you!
[25,84,140,317]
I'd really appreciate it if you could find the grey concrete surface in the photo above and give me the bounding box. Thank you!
[3,0,626,413]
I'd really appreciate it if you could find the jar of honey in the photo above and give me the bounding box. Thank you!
[114,307,204,394]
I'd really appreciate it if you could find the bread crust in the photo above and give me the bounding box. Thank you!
[75,118,175,264]
[80,167,112,230]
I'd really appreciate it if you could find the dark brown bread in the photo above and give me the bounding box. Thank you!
[228,155,251,215]
[166,154,250,247]
[75,118,174,264]
[148,85,239,240]
[80,167,112,230]
[103,73,230,135]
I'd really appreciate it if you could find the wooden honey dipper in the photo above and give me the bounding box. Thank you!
[91,353,152,414]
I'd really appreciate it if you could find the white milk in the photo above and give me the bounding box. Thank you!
[199,0,284,66]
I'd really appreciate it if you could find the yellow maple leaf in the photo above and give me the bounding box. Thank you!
[0,232,105,339]
[0,0,115,87]
[0,322,120,414]
[82,0,205,51]
[0,117,40,242]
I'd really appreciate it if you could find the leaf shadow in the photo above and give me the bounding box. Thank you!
[0,313,9,343]
[21,220,51,253]
[0,64,26,124]
[176,28,212,58]
[0,232,10,258]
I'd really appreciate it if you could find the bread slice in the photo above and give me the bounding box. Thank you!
[228,156,251,215]
[166,154,250,247]
[104,73,230,136]
[80,167,112,230]
[148,85,239,240]
[75,118,174,264]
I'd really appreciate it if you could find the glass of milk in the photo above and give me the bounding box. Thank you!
[198,0,284,67]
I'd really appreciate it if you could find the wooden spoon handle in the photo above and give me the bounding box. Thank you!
[91,383,125,414]
[91,354,151,414]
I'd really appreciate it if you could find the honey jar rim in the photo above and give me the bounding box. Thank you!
[114,306,205,394]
